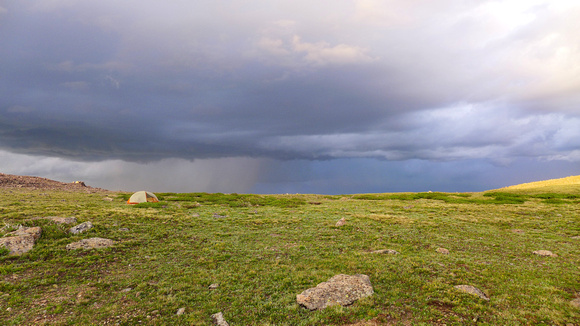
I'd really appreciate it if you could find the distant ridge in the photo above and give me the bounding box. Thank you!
[0,173,108,192]
[498,175,580,192]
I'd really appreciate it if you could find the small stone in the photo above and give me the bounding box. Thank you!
[121,288,132,293]
[297,274,374,310]
[436,248,450,254]
[454,285,489,301]
[533,250,558,257]
[176,308,185,315]
[66,237,115,250]
[209,283,219,290]
[104,197,114,201]
[570,298,580,308]
[119,228,129,232]
[69,221,93,234]
[191,213,200,218]
[211,312,229,326]
[335,218,346,227]
[571,236,580,240]
[371,249,399,255]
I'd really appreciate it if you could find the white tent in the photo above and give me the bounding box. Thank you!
[127,191,159,204]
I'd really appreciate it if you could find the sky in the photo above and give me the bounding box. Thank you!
[1,0,579,194]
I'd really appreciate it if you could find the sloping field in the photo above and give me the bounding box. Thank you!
[0,177,579,325]
[497,175,580,194]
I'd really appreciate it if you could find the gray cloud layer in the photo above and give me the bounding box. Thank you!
[1,1,579,192]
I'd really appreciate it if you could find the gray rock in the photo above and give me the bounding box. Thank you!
[533,250,558,257]
[454,285,489,301]
[296,274,374,310]
[176,307,185,315]
[211,312,229,326]
[6,226,42,240]
[335,218,346,227]
[371,249,399,255]
[0,226,42,255]
[30,216,77,224]
[209,283,219,290]
[436,248,450,254]
[69,221,93,234]
[46,216,77,224]
[570,298,580,309]
[66,237,115,250]
[0,236,35,255]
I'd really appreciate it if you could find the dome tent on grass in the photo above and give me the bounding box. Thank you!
[127,191,159,204]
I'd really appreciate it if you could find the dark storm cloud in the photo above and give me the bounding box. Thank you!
[1,1,579,193]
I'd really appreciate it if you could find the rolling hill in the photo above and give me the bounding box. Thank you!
[495,175,580,194]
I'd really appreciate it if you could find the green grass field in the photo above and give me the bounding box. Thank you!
[1,186,579,325]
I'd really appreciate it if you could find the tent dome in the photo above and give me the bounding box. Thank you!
[127,191,159,204]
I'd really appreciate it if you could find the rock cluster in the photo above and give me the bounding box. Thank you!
[297,274,374,310]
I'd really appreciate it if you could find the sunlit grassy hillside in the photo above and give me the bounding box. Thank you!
[495,175,580,194]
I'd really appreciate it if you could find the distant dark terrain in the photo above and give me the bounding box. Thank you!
[0,173,108,192]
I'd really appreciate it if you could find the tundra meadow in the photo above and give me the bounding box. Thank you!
[0,182,579,325]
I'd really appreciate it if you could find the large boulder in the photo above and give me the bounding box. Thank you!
[297,274,374,310]
[6,226,42,240]
[0,226,42,255]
